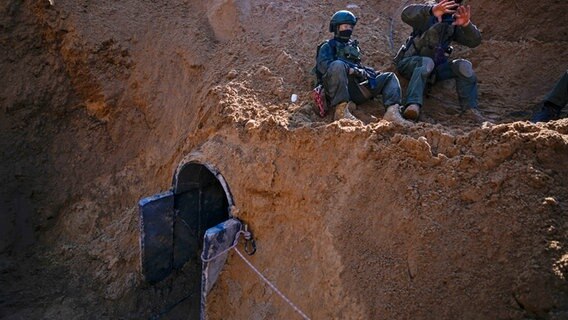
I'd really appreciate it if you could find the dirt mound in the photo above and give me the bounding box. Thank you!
[1,0,567,319]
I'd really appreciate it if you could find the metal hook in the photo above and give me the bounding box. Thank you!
[242,224,257,255]
[244,237,256,255]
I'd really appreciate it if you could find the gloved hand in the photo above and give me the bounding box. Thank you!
[350,67,366,78]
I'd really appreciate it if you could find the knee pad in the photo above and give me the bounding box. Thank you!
[421,57,435,75]
[452,59,474,78]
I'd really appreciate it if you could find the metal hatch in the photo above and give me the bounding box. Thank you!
[138,161,236,318]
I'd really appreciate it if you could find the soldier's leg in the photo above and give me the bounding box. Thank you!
[441,59,478,109]
[365,71,411,125]
[368,71,402,107]
[323,60,351,107]
[531,70,567,122]
[436,59,485,122]
[396,56,435,107]
[544,69,568,108]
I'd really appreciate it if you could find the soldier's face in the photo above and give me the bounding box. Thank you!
[338,24,354,31]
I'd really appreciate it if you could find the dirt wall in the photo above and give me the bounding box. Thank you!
[1,0,567,319]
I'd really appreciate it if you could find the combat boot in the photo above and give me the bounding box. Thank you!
[403,104,420,121]
[383,104,413,125]
[334,101,359,122]
[531,101,562,123]
[462,107,487,123]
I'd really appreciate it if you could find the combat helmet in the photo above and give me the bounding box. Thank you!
[329,10,357,33]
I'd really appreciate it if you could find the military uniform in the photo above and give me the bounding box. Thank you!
[396,4,482,110]
[317,10,410,124]
[317,39,402,109]
[544,70,568,110]
[531,69,568,122]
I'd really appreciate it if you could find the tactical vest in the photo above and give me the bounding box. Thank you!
[336,39,362,64]
[313,38,362,85]
[395,17,455,65]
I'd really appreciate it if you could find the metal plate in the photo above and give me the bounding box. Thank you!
[200,218,242,319]
[139,191,174,283]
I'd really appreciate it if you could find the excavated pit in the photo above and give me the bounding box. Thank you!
[1,0,567,319]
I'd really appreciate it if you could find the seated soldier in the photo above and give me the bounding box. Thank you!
[394,0,484,122]
[316,10,411,125]
[531,69,567,122]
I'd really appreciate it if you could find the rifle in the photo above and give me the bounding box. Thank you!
[339,59,380,90]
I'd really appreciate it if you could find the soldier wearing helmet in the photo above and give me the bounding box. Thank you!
[394,0,484,122]
[316,10,411,125]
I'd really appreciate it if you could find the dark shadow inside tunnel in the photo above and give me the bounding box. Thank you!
[172,163,231,270]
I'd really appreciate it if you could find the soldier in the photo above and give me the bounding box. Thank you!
[531,69,567,122]
[315,10,411,125]
[394,0,484,122]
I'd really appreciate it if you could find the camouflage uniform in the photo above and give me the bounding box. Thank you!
[396,4,481,109]
[317,39,402,108]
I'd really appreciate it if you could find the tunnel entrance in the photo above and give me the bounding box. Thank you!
[172,163,232,271]
[138,162,237,318]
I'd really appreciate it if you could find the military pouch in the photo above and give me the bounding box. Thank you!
[337,40,362,63]
[311,84,328,117]
[433,45,448,66]
[344,45,361,62]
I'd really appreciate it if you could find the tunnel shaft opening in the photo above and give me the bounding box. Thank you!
[172,163,232,270]
[139,162,234,318]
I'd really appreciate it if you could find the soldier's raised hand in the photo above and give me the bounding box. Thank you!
[453,5,471,27]
[432,0,458,22]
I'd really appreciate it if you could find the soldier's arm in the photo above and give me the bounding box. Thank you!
[454,22,482,48]
[401,4,432,29]
[316,43,335,75]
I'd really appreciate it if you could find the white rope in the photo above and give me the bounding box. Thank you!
[234,248,311,320]
[201,228,311,319]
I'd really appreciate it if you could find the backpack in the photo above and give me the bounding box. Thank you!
[311,39,337,117]
[312,38,337,86]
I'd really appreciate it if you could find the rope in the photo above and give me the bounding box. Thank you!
[388,17,395,52]
[179,216,192,230]
[234,248,311,320]
[200,231,311,319]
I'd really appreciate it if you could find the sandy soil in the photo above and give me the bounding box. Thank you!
[1,0,567,319]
